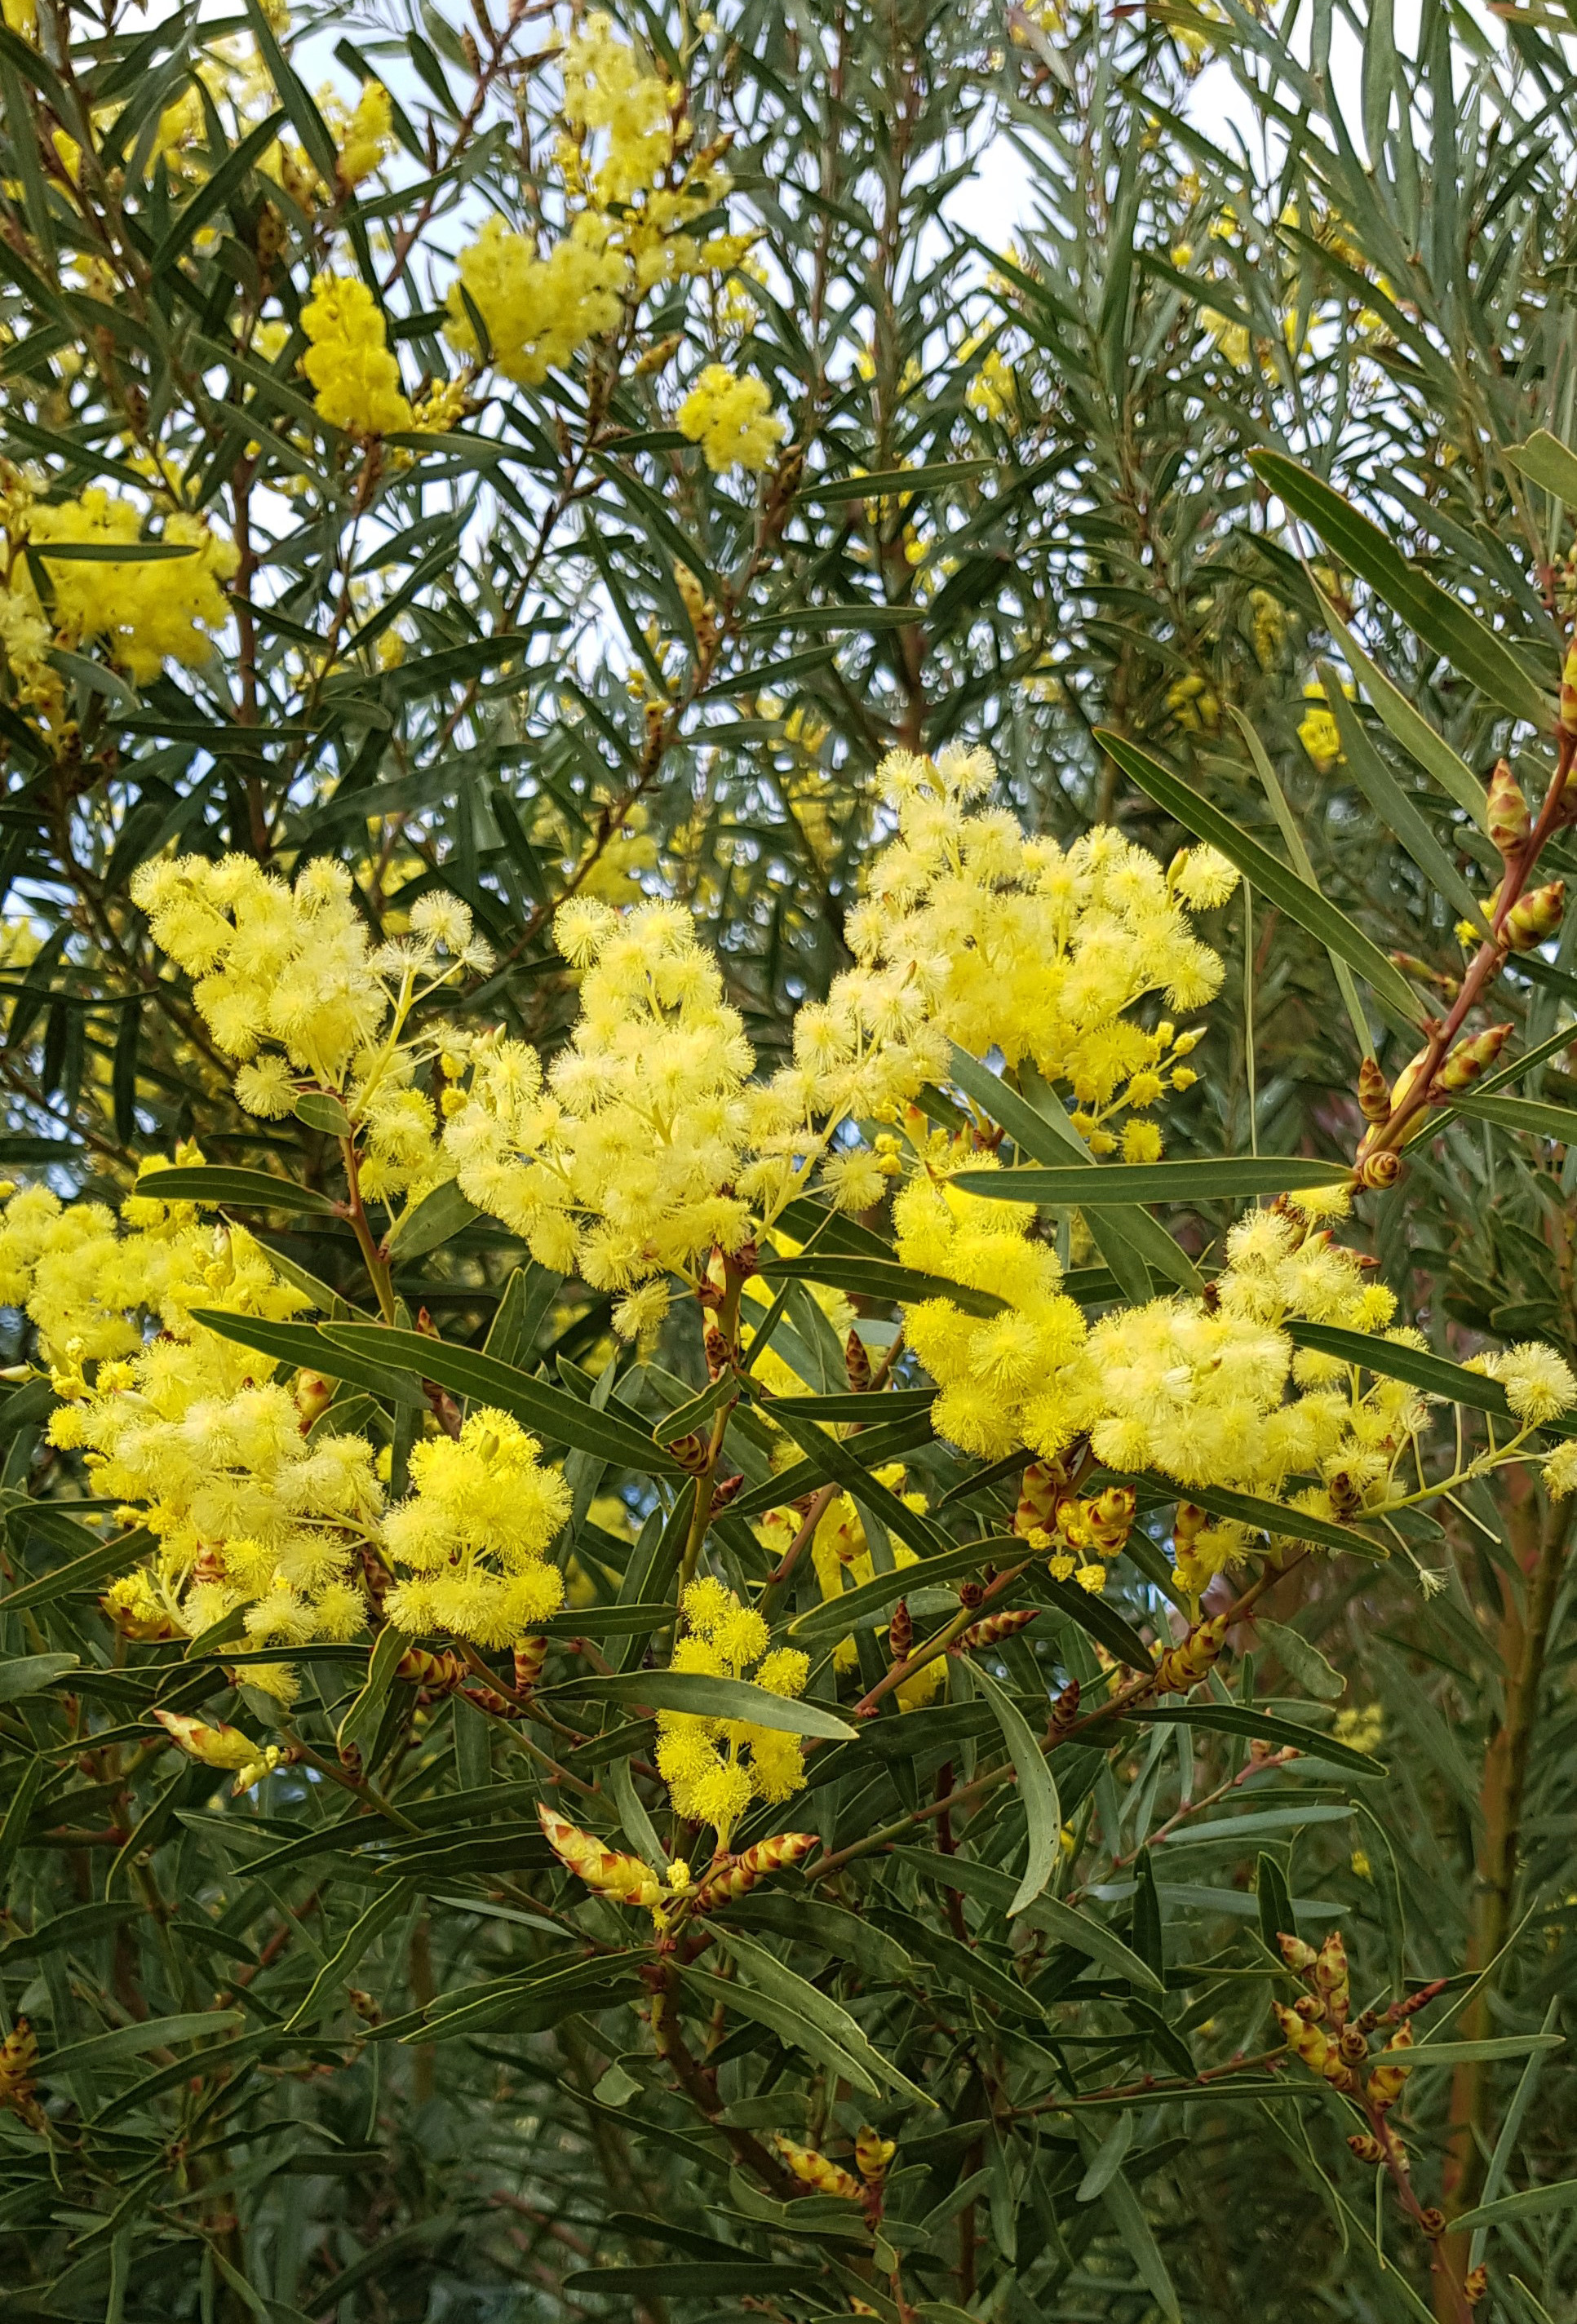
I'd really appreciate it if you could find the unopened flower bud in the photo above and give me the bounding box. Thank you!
[1464,2264,1489,2305]
[957,1607,1039,1652]
[1174,1501,1207,1544]
[513,1636,547,1693]
[294,1368,334,1429]
[1357,1056,1391,1122]
[855,2125,896,2184]
[957,1578,984,1609]
[1561,640,1577,735]
[666,1431,711,1474]
[1507,880,1565,952]
[1487,759,1530,854]
[1048,1677,1081,1737]
[703,1322,730,1380]
[1277,1932,1318,1973]
[1420,2207,1446,2238]
[1347,2132,1384,2163]
[888,1598,912,1662]
[1435,1022,1512,1093]
[845,1330,872,1392]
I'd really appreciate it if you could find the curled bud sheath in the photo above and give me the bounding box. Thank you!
[1434,1021,1511,1095]
[957,1607,1039,1652]
[844,1329,872,1392]
[1154,1613,1229,1695]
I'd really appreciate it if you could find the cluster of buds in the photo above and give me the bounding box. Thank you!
[0,2018,42,2131]
[152,1709,281,1795]
[1017,1464,1136,1594]
[772,2125,897,2223]
[1356,1021,1512,1186]
[1170,1499,1240,1596]
[1274,1932,1439,2153]
[1152,1612,1228,1696]
[773,2135,862,2201]
[1048,1677,1082,1739]
[393,1642,529,1722]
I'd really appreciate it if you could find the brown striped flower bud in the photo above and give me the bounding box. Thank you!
[462,1680,520,1720]
[703,1322,730,1381]
[0,2019,42,2130]
[1486,758,1530,854]
[1420,2207,1446,2238]
[537,1804,666,1909]
[690,1830,816,1911]
[887,1598,913,1662]
[1435,1021,1511,1093]
[855,2126,896,2184]
[1365,2021,1414,2110]
[1085,1484,1136,1553]
[1278,1932,1318,1973]
[666,1431,711,1473]
[957,1607,1039,1652]
[1153,1612,1229,1695]
[957,1578,985,1609]
[1508,880,1565,951]
[513,1636,547,1693]
[1357,1056,1391,1122]
[396,1646,467,1698]
[1173,1501,1208,1545]
[711,1472,745,1507]
[1347,2132,1383,2163]
[845,1329,872,1392]
[1339,2025,1369,2062]
[1048,1676,1081,1737]
[1313,1932,1349,2025]
[1465,2265,1489,2305]
[1015,1460,1063,1536]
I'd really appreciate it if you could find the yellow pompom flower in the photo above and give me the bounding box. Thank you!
[22,492,237,683]
[676,363,786,473]
[382,1407,570,1646]
[444,215,625,386]
[300,274,413,436]
[655,1579,809,1848]
[334,80,393,190]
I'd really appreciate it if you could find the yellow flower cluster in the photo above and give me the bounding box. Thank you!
[444,15,751,383]
[655,1579,809,1847]
[382,1407,570,1646]
[300,275,413,437]
[132,857,485,1204]
[445,901,757,1335]
[0,484,237,697]
[676,363,786,474]
[898,1180,1438,1588]
[445,216,627,388]
[845,746,1235,1146]
[330,79,393,190]
[25,1183,380,1700]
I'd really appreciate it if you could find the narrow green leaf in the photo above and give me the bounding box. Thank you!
[1129,1704,1388,1776]
[0,1652,78,1702]
[1454,2176,1577,2234]
[285,1887,409,2030]
[337,1622,407,1754]
[757,1251,1007,1317]
[1504,429,1577,507]
[1313,677,1491,936]
[968,1661,1059,1916]
[320,1325,683,1473]
[1451,1091,1577,1144]
[1311,583,1489,830]
[189,1311,428,1410]
[1251,450,1554,730]
[1096,730,1427,1026]
[39,2009,245,2081]
[1282,1320,1577,1441]
[889,1847,1163,1990]
[135,1166,340,1215]
[384,1177,481,1259]
[1256,1619,1346,1702]
[295,1090,352,1136]
[547,1667,857,1740]
[0,1526,152,1613]
[953,1158,1353,1206]
[787,1536,1005,1643]
[707,1924,927,2100]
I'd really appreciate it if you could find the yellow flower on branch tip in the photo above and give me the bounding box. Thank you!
[676,364,786,473]
[654,1578,808,1848]
[20,492,237,683]
[300,275,412,436]
[383,1407,570,1647]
